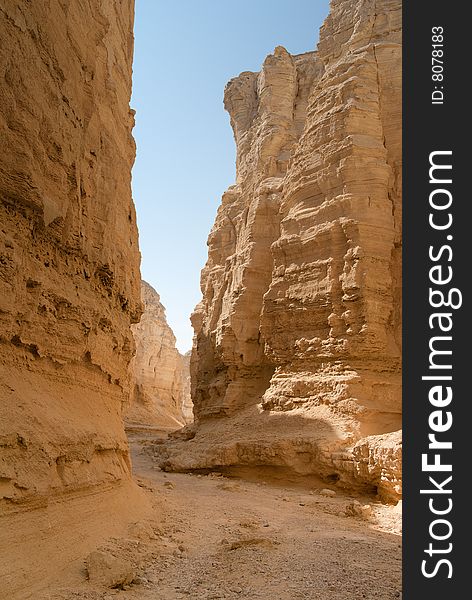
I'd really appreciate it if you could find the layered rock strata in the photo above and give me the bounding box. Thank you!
[181,351,194,424]
[156,0,402,501]
[128,281,192,429]
[0,1,146,595]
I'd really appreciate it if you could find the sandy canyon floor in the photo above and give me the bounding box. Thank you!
[44,430,402,600]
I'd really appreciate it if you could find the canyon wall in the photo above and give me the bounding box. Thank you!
[158,0,402,501]
[181,351,194,424]
[0,1,146,595]
[128,281,192,429]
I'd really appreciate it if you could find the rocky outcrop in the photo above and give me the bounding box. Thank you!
[156,0,402,501]
[181,351,194,424]
[0,1,146,595]
[128,281,192,429]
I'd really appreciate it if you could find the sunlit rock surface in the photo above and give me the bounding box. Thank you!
[0,2,148,596]
[154,0,402,501]
[128,281,192,429]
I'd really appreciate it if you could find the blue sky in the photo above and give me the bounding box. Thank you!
[131,0,330,352]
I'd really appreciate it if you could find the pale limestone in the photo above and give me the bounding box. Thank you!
[181,351,194,424]
[157,0,402,501]
[0,2,146,596]
[128,281,192,429]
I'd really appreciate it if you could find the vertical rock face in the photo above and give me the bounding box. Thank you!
[164,0,402,500]
[191,47,323,419]
[181,351,194,424]
[0,1,140,511]
[128,281,192,429]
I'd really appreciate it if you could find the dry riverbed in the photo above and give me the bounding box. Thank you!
[44,430,402,600]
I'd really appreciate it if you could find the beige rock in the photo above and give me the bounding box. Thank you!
[320,489,337,498]
[127,521,156,541]
[0,0,139,503]
[156,0,402,501]
[345,500,372,519]
[128,281,192,429]
[0,1,146,596]
[347,430,402,502]
[181,351,194,424]
[85,550,135,588]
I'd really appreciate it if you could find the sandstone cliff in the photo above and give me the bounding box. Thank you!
[0,1,147,595]
[181,351,194,424]
[156,0,402,501]
[128,281,192,429]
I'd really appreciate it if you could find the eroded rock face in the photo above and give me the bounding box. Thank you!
[160,0,402,500]
[0,2,144,592]
[128,281,192,429]
[181,351,194,424]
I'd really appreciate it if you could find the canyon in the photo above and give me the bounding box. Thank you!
[0,0,402,598]
[156,0,402,503]
[128,280,192,430]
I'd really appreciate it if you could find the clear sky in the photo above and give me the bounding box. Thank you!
[131,0,330,353]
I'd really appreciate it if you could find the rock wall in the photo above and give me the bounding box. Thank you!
[0,1,146,594]
[159,0,402,501]
[128,281,192,429]
[181,351,194,424]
